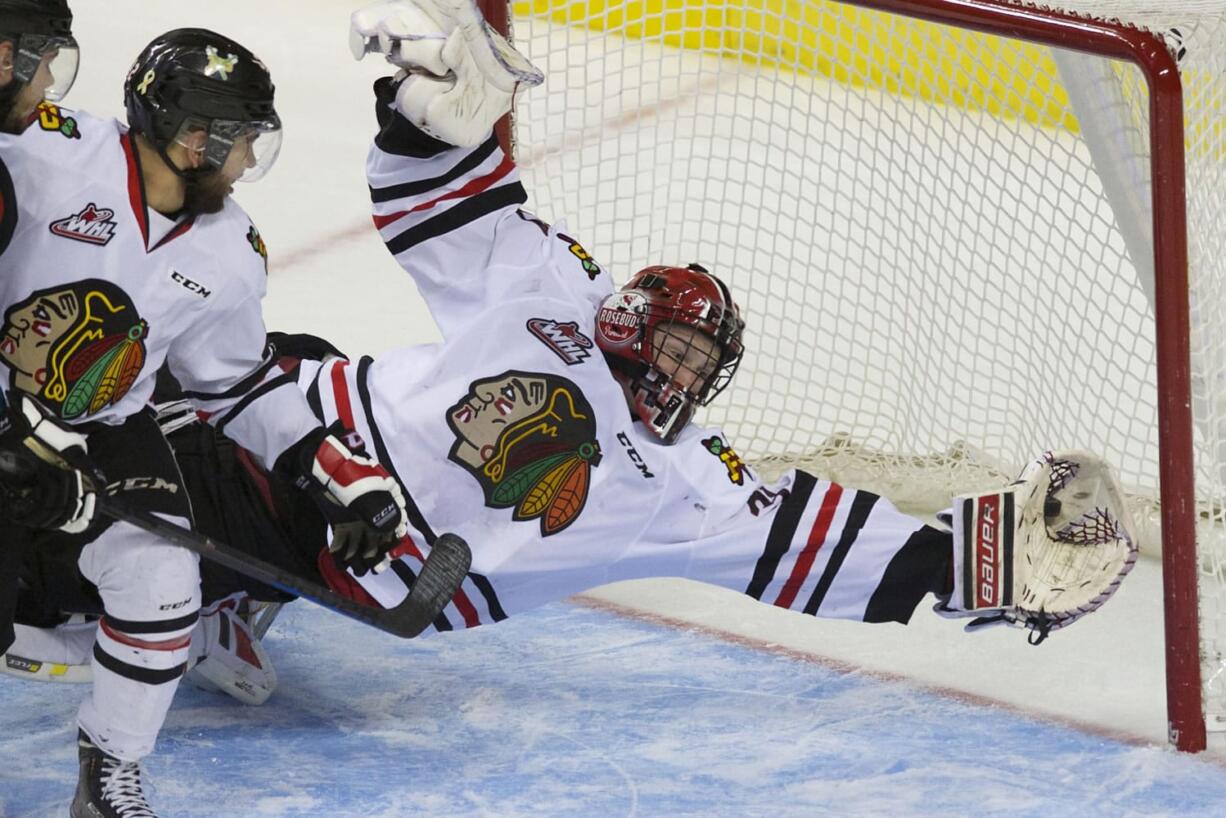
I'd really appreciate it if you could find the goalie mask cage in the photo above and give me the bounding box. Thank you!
[479,0,1226,752]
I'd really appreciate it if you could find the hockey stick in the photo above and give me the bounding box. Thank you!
[98,496,471,639]
[247,601,285,640]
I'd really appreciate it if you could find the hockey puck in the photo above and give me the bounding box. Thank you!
[1044,497,1062,520]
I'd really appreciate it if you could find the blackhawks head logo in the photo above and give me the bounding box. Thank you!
[0,280,149,420]
[447,370,602,536]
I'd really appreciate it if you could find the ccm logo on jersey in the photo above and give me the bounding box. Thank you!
[527,318,593,365]
[617,432,654,479]
[170,271,212,299]
[49,203,117,246]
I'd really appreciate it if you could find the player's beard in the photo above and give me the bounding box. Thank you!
[0,110,21,134]
[182,169,233,215]
[0,91,25,135]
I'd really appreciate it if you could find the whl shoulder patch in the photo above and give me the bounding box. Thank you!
[527,318,593,365]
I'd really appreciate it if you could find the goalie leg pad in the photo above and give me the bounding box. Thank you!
[186,595,277,706]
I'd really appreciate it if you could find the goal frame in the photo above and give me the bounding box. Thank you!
[481,0,1202,751]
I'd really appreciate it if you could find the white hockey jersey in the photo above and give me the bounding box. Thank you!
[0,104,319,466]
[292,80,949,632]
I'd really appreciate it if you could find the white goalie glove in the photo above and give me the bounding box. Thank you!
[936,450,1139,643]
[350,0,544,147]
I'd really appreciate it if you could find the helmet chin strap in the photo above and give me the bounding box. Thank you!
[603,354,644,412]
[159,138,215,181]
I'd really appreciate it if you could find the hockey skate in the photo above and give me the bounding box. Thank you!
[70,729,159,818]
[185,598,277,706]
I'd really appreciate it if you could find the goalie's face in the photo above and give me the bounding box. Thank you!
[651,324,720,398]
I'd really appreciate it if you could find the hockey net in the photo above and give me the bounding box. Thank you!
[482,0,1226,750]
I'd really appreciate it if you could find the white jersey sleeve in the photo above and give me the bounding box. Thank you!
[633,424,949,624]
[364,76,613,339]
[163,207,321,468]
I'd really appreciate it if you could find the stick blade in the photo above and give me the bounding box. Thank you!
[382,533,472,638]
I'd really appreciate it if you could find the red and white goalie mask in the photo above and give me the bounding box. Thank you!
[595,264,745,444]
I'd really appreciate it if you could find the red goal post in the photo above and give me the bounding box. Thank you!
[480,0,1209,751]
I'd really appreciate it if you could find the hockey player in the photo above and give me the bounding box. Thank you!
[0,27,414,818]
[0,0,77,134]
[0,0,78,677]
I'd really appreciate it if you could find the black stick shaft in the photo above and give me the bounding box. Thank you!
[99,496,470,639]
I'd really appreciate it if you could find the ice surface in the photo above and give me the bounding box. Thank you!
[5,601,1226,817]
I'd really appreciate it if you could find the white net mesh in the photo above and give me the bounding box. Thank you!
[500,0,1226,729]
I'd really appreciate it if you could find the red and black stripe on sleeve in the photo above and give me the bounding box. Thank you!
[745,471,952,624]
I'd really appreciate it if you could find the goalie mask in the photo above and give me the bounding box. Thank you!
[0,0,78,125]
[124,29,282,183]
[596,264,745,444]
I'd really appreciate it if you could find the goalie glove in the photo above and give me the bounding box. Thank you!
[935,450,1138,644]
[278,423,410,574]
[349,0,543,147]
[0,393,101,534]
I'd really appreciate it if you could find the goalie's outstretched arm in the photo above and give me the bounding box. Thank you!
[352,0,561,339]
[624,450,1136,644]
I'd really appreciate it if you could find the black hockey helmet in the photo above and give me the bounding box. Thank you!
[0,0,78,101]
[124,28,281,181]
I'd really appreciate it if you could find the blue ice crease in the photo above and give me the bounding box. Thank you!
[3,600,1225,818]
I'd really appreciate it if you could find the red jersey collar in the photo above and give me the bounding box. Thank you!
[120,131,196,253]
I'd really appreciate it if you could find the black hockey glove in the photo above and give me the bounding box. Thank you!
[0,393,103,534]
[276,422,409,575]
[322,505,400,577]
